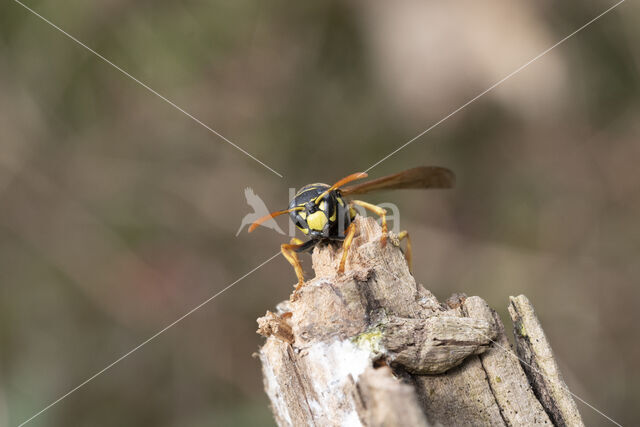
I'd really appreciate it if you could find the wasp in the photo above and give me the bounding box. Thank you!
[248,166,455,291]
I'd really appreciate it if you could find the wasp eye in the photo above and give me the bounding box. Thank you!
[294,211,307,229]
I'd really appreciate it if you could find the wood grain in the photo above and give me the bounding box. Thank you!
[257,217,582,426]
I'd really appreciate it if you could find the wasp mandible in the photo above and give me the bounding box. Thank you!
[249,166,455,291]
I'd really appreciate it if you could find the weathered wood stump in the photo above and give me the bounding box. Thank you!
[257,217,584,426]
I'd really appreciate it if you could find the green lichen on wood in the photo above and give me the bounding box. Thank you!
[352,327,384,354]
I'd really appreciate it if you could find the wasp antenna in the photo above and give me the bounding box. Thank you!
[248,208,302,233]
[314,172,368,204]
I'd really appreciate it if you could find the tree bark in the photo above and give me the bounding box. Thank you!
[256,217,584,426]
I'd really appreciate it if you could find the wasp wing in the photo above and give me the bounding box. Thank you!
[340,166,455,196]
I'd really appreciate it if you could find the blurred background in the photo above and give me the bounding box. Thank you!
[1,0,639,425]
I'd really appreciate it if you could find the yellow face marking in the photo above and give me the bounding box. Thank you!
[349,207,357,220]
[307,211,328,231]
[299,211,307,219]
[297,225,309,235]
[319,201,327,211]
[332,197,343,221]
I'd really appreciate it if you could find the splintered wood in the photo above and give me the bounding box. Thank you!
[256,217,584,426]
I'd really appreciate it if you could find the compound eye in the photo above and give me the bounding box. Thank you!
[294,216,309,235]
[294,211,307,228]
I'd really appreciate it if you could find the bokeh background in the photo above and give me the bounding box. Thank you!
[1,0,639,425]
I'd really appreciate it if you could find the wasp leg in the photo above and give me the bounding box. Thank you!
[351,200,388,246]
[338,222,357,274]
[281,238,306,291]
[397,230,413,273]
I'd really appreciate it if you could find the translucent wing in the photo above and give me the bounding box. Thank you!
[340,166,455,196]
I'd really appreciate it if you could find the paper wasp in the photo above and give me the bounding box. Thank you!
[248,166,455,291]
